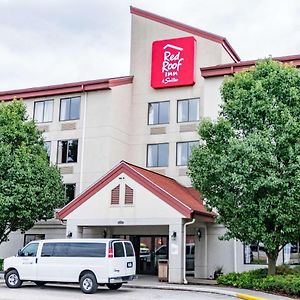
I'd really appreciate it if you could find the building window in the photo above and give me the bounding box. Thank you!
[244,243,268,265]
[177,98,199,123]
[147,143,169,167]
[34,100,53,123]
[44,141,51,160]
[64,183,76,204]
[60,97,81,121]
[176,141,198,166]
[283,242,300,265]
[57,140,78,163]
[125,185,133,205]
[148,101,169,125]
[111,185,120,205]
[24,234,45,246]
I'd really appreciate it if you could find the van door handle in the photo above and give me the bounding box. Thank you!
[36,258,38,264]
[114,269,120,272]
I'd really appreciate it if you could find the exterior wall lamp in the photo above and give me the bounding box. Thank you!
[197,228,202,241]
[67,232,72,238]
[171,231,177,240]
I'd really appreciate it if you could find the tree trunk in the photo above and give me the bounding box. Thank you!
[267,254,277,275]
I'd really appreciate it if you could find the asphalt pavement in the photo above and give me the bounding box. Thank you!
[0,272,294,300]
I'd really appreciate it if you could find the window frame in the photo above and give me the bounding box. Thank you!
[146,143,169,168]
[33,99,54,123]
[176,140,199,166]
[57,139,78,164]
[177,98,200,123]
[147,101,170,125]
[59,96,81,121]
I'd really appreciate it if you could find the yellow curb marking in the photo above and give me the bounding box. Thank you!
[237,293,268,300]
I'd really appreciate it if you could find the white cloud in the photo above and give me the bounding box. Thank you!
[0,0,299,90]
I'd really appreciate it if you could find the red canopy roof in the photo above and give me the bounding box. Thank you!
[58,161,214,221]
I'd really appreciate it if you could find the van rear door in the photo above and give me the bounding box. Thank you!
[110,241,126,278]
[124,241,136,276]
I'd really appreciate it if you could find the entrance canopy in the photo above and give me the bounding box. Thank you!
[57,161,214,222]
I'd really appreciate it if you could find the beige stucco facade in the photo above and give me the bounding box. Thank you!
[0,6,295,283]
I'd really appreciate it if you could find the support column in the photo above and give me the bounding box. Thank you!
[194,225,208,278]
[66,221,83,239]
[168,220,184,283]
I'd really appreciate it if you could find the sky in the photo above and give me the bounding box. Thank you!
[0,0,300,91]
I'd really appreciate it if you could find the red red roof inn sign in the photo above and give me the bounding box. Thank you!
[151,36,196,88]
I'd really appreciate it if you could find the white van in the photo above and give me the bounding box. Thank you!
[3,238,136,294]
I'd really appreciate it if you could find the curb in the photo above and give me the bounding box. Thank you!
[125,284,268,300]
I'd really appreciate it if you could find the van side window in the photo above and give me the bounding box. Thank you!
[19,243,38,257]
[113,242,125,257]
[124,242,134,257]
[41,242,106,257]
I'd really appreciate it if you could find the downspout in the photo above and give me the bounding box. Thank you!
[79,85,88,193]
[183,218,195,284]
[234,239,237,273]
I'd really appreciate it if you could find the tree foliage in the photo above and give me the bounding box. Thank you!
[188,59,300,274]
[0,100,65,244]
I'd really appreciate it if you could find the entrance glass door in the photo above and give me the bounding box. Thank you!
[138,236,168,275]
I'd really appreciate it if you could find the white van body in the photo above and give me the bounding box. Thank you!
[4,239,136,293]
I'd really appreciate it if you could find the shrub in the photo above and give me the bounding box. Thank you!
[0,259,3,271]
[217,267,300,297]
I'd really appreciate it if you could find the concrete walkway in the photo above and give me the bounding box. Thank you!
[0,272,295,299]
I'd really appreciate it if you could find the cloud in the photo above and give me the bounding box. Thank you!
[0,0,299,90]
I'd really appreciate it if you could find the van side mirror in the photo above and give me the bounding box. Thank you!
[17,249,23,257]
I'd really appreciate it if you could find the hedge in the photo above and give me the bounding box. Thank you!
[217,266,300,297]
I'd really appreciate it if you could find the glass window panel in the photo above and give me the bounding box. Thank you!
[20,243,39,257]
[68,140,78,163]
[158,143,169,167]
[43,100,53,122]
[188,99,199,122]
[58,140,68,163]
[188,141,199,157]
[244,243,267,264]
[70,97,81,120]
[147,144,158,167]
[60,99,70,121]
[64,183,76,204]
[159,102,169,124]
[34,102,44,123]
[44,141,51,160]
[178,100,188,122]
[113,242,125,257]
[125,242,134,257]
[148,103,159,125]
[283,242,300,265]
[177,142,188,166]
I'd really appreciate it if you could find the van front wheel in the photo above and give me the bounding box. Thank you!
[107,283,122,290]
[5,270,22,288]
[80,273,98,294]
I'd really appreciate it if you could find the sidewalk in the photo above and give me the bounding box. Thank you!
[0,273,295,299]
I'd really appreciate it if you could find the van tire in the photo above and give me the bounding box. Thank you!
[80,273,98,294]
[107,283,122,290]
[5,270,22,288]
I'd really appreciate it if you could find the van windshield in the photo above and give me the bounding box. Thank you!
[41,242,106,257]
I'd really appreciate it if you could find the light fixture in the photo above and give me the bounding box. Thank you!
[171,231,177,240]
[197,228,202,241]
[67,231,72,238]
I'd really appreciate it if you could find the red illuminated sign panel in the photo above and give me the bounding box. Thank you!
[151,36,196,89]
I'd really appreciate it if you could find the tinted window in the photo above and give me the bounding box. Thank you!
[124,242,134,257]
[41,243,106,257]
[20,243,39,257]
[60,97,81,121]
[113,242,125,257]
[147,143,169,167]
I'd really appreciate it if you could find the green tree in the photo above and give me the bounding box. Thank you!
[188,59,300,275]
[0,100,65,245]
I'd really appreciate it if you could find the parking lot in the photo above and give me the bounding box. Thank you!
[0,283,235,300]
